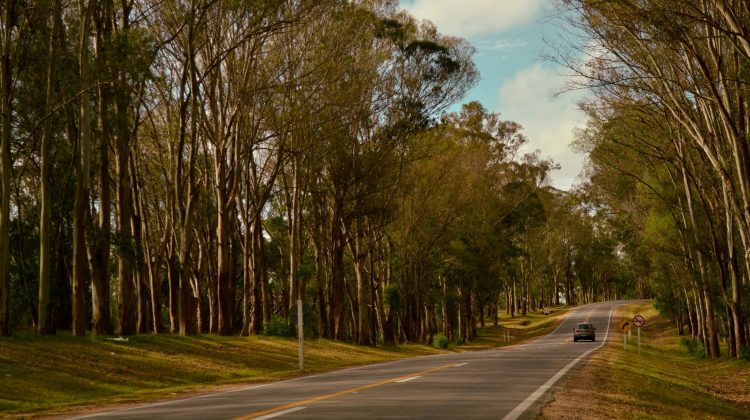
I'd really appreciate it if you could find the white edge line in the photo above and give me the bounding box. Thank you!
[396,376,422,383]
[454,362,468,367]
[502,304,615,420]
[252,406,306,420]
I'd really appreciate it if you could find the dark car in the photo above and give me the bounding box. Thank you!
[573,322,596,342]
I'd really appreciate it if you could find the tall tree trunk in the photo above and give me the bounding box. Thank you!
[87,0,113,337]
[114,3,136,335]
[313,239,329,338]
[353,256,370,345]
[249,212,269,333]
[349,223,371,346]
[72,0,95,337]
[175,11,200,336]
[167,243,178,333]
[240,220,251,336]
[330,207,346,340]
[135,148,163,333]
[38,1,59,335]
[131,175,149,334]
[0,0,14,337]
[178,234,196,335]
[217,182,232,335]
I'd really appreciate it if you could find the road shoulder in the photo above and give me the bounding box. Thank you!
[540,301,750,419]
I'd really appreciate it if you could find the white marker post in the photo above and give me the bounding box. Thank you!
[619,319,631,350]
[632,314,645,355]
[298,299,304,371]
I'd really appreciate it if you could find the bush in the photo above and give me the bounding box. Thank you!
[289,303,320,339]
[262,316,295,337]
[519,320,530,326]
[681,337,697,352]
[740,346,750,361]
[432,334,449,349]
[681,337,705,357]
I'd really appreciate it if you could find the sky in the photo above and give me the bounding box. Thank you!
[401,0,587,191]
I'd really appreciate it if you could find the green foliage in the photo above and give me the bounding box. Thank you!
[432,333,449,349]
[384,285,401,314]
[740,346,750,362]
[289,302,320,339]
[262,317,295,337]
[680,337,705,358]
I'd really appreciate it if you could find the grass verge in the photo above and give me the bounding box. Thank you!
[0,306,568,417]
[467,305,570,350]
[541,301,750,419]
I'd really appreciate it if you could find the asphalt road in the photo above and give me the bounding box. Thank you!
[74,301,620,420]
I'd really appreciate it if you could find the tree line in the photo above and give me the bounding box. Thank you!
[562,0,750,358]
[0,0,633,345]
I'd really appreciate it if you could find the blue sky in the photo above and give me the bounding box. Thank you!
[401,0,587,191]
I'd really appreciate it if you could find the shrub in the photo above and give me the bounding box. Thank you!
[432,334,449,349]
[740,346,750,361]
[681,337,697,353]
[681,337,705,358]
[519,320,530,326]
[262,316,295,337]
[289,303,320,339]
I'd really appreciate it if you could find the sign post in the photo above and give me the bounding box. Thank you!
[298,299,304,371]
[633,314,645,355]
[619,319,632,350]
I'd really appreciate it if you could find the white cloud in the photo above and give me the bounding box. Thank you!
[404,0,547,38]
[476,38,528,52]
[497,63,587,190]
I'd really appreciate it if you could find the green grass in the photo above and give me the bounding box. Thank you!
[0,332,440,416]
[542,302,750,419]
[0,306,569,417]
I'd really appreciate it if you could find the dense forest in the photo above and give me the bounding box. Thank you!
[0,0,629,344]
[562,0,750,358]
[2,0,747,361]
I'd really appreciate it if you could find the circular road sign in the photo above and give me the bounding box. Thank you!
[619,319,632,332]
[633,314,645,327]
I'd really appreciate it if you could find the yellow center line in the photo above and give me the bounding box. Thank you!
[233,363,458,420]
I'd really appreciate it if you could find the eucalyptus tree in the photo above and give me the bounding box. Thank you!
[38,0,61,335]
[385,102,555,342]
[561,0,750,357]
[575,97,733,356]
[148,0,220,336]
[286,2,477,343]
[195,0,292,336]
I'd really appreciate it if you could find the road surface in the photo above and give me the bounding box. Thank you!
[74,301,619,420]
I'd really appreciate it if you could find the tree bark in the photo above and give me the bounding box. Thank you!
[72,0,95,337]
[38,1,59,335]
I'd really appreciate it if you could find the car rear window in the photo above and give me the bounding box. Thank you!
[577,323,591,329]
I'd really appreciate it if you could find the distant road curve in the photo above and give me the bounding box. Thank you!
[73,300,622,420]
